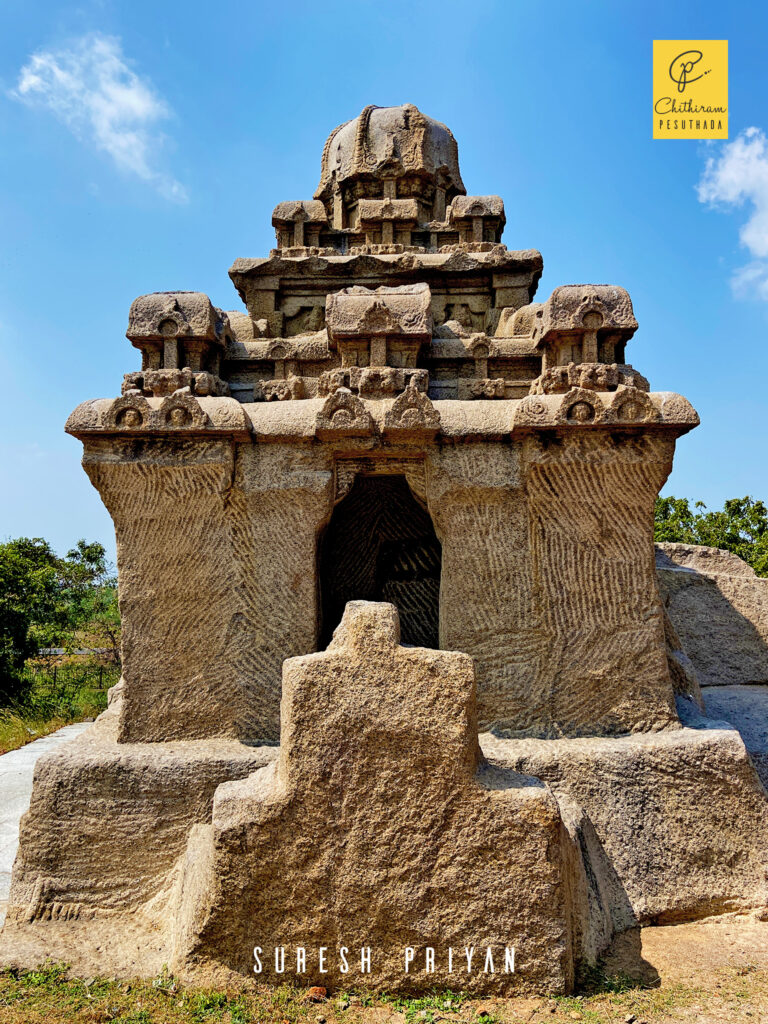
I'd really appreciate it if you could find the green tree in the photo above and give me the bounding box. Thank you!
[654,496,768,577]
[0,539,60,703]
[0,537,121,705]
[653,496,702,545]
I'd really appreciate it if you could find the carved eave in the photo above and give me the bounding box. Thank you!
[229,247,544,304]
[65,396,252,440]
[511,390,699,434]
[74,389,683,447]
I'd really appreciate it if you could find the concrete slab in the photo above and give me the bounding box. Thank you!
[0,723,91,927]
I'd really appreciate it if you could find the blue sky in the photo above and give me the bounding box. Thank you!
[1,0,766,561]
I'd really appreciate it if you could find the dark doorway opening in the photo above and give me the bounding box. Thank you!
[318,475,441,649]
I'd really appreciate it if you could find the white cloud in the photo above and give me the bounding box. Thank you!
[12,33,188,202]
[731,261,768,301]
[697,127,768,300]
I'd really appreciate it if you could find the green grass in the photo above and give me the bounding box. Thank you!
[379,988,469,1022]
[1,963,765,1024]
[0,659,117,754]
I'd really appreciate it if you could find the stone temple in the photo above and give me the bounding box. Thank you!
[2,104,768,994]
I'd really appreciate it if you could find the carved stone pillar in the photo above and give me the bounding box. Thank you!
[428,433,679,738]
[82,437,333,744]
[519,431,679,736]
[83,437,248,743]
[226,444,334,740]
[427,444,537,730]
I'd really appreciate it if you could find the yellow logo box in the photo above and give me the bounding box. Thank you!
[653,40,728,139]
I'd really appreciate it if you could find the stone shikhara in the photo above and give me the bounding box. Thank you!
[1,103,767,996]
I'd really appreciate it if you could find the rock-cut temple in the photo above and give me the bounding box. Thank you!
[2,104,767,995]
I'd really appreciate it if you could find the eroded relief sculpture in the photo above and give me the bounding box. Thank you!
[2,104,767,994]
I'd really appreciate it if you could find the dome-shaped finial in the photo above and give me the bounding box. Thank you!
[314,104,465,204]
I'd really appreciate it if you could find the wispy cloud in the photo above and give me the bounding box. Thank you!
[12,33,188,202]
[697,127,768,300]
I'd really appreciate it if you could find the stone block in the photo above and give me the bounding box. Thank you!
[172,602,576,994]
[326,283,432,345]
[483,717,768,924]
[539,285,638,342]
[702,684,768,788]
[657,543,768,686]
[127,293,229,346]
[0,707,273,976]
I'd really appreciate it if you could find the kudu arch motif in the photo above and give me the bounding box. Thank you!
[3,103,768,995]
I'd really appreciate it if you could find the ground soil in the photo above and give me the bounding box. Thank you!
[2,913,768,1023]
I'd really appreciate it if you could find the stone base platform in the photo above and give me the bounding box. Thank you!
[0,706,274,977]
[168,603,576,995]
[2,628,768,994]
[483,711,768,937]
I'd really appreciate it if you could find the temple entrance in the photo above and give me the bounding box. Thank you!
[318,474,441,649]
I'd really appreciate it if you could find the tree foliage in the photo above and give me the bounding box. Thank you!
[0,538,120,705]
[654,496,768,577]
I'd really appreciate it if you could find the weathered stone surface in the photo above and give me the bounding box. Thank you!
[483,716,768,924]
[656,543,768,686]
[0,702,273,973]
[518,286,640,379]
[511,391,697,430]
[357,198,420,223]
[123,368,231,399]
[530,363,650,396]
[315,387,375,438]
[83,439,253,743]
[702,684,768,788]
[78,394,248,434]
[127,292,230,345]
[73,437,332,744]
[314,104,465,205]
[659,543,760,578]
[539,285,637,340]
[450,195,505,219]
[383,384,440,439]
[0,724,91,929]
[326,283,432,345]
[662,600,704,706]
[172,603,576,994]
[434,433,679,738]
[271,200,327,226]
